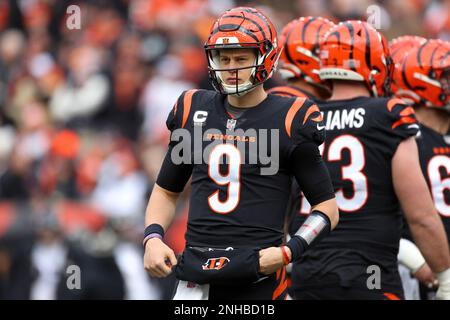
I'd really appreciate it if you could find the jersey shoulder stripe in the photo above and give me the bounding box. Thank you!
[181,89,199,128]
[303,104,323,125]
[387,97,406,112]
[268,86,310,98]
[385,97,418,130]
[285,98,307,138]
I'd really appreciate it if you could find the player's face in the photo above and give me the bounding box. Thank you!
[217,49,257,85]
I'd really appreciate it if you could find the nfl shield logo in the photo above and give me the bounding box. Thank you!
[226,119,237,130]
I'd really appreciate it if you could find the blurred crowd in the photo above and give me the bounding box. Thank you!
[0,0,449,300]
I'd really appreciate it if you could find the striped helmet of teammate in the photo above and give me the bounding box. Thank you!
[319,20,393,97]
[389,35,427,96]
[394,39,450,109]
[278,16,335,88]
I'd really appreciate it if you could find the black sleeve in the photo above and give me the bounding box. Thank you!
[290,100,325,147]
[289,142,335,206]
[155,90,193,192]
[156,147,193,193]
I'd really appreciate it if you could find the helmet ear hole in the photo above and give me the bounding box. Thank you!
[429,70,436,79]
[261,70,268,79]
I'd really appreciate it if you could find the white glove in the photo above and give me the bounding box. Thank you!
[436,268,450,300]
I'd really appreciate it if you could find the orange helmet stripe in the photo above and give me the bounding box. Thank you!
[239,7,273,40]
[223,14,268,41]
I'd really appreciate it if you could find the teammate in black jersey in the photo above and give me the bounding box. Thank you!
[392,39,450,299]
[290,21,450,300]
[142,7,338,300]
[389,35,435,299]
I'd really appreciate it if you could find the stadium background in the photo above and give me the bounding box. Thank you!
[0,0,448,299]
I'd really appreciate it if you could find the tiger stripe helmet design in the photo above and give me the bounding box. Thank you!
[319,20,393,97]
[395,39,450,109]
[389,35,427,66]
[389,36,427,96]
[279,16,335,88]
[204,7,281,96]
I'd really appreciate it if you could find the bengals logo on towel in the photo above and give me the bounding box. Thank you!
[202,257,230,271]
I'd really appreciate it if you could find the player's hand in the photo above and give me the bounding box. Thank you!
[413,263,438,289]
[258,247,285,275]
[144,238,177,278]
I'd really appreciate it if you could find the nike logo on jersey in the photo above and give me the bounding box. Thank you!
[317,123,326,130]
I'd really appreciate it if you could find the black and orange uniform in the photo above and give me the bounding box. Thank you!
[267,85,312,99]
[401,122,450,300]
[156,89,334,300]
[391,40,450,299]
[290,97,419,300]
[403,124,450,247]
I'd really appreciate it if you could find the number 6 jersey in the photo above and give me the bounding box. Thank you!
[413,123,450,247]
[156,89,334,248]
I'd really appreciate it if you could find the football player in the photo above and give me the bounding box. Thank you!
[393,39,450,299]
[389,35,435,300]
[142,7,338,300]
[290,21,450,300]
[268,16,335,99]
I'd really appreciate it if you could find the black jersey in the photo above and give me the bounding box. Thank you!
[290,97,419,288]
[414,123,450,247]
[157,89,333,249]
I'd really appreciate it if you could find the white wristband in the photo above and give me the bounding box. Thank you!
[437,268,450,284]
[397,238,426,274]
[436,268,450,300]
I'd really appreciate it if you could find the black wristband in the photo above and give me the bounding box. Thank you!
[286,235,308,263]
[144,224,165,239]
[286,210,331,262]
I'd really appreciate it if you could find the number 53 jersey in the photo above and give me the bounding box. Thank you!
[156,89,332,249]
[290,97,419,286]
